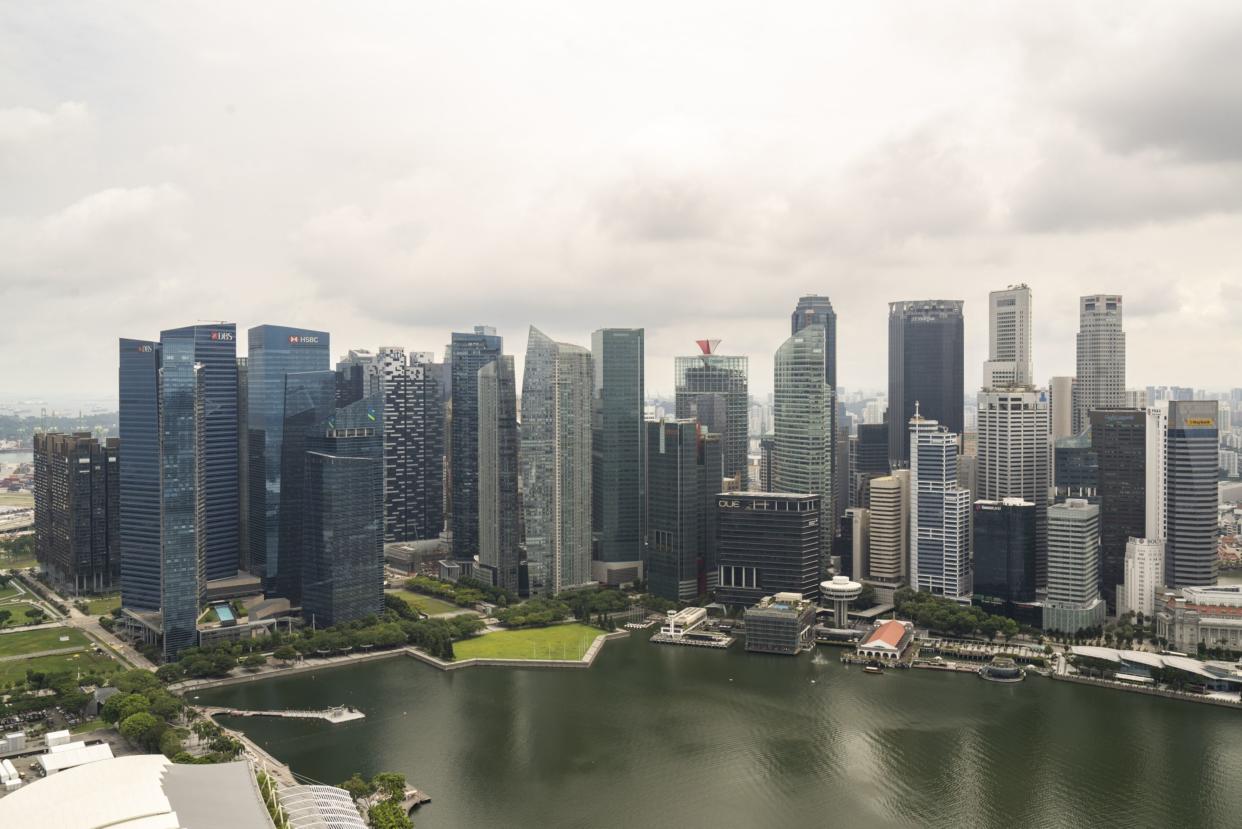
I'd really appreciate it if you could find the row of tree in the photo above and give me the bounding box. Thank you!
[893,588,1021,640]
[340,771,414,829]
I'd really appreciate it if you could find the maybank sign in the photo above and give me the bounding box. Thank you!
[1185,418,1215,428]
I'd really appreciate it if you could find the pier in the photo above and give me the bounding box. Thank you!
[401,786,432,812]
[203,704,365,724]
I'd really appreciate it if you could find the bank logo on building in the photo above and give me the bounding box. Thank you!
[210,331,235,341]
[288,334,321,345]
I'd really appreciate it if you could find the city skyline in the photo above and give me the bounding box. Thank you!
[5,5,1242,402]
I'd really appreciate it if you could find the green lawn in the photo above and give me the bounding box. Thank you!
[0,583,20,601]
[391,590,469,617]
[85,594,121,616]
[0,602,47,627]
[71,718,106,734]
[0,553,36,571]
[452,623,602,661]
[0,492,33,507]
[0,649,122,684]
[0,626,89,657]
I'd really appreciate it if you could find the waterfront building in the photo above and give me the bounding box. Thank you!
[1118,537,1164,619]
[1073,295,1126,435]
[744,593,816,655]
[887,300,964,465]
[1043,499,1106,633]
[118,338,162,612]
[774,325,835,567]
[856,618,914,662]
[1091,409,1146,611]
[477,356,521,592]
[33,432,120,593]
[1050,376,1075,440]
[247,325,331,589]
[450,326,504,560]
[866,471,908,585]
[521,327,594,595]
[976,387,1050,588]
[821,576,863,628]
[972,498,1036,604]
[982,284,1033,389]
[301,394,385,628]
[909,413,971,600]
[674,340,749,483]
[591,328,645,585]
[158,324,239,583]
[1155,584,1242,653]
[646,419,720,602]
[716,492,821,607]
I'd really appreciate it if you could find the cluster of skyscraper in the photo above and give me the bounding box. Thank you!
[30,285,1226,660]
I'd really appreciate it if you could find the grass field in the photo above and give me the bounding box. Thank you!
[452,623,602,661]
[0,582,20,601]
[0,649,122,684]
[0,602,46,628]
[71,718,106,734]
[0,493,33,507]
[85,594,121,616]
[0,627,89,657]
[0,552,36,571]
[391,590,468,617]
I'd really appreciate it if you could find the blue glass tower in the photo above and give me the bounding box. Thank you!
[160,323,239,582]
[247,325,330,589]
[277,370,338,603]
[119,339,162,612]
[449,326,503,559]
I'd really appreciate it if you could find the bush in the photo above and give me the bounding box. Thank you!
[119,712,164,751]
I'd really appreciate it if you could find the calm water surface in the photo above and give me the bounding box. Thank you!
[201,631,1242,829]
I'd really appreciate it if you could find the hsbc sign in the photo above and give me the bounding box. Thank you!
[288,335,321,345]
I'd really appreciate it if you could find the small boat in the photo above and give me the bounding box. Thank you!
[862,662,884,674]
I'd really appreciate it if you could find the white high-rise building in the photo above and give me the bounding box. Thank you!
[977,388,1051,588]
[983,284,1033,389]
[1043,499,1106,632]
[910,413,971,600]
[1073,294,1126,434]
[521,327,594,595]
[774,325,835,565]
[1050,376,1075,440]
[866,470,909,584]
[1118,537,1165,619]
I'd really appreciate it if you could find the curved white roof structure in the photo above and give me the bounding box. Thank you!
[0,754,274,829]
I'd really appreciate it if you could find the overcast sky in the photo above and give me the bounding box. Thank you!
[3,1,1241,405]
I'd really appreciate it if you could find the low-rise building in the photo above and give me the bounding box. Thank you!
[744,593,816,655]
[856,619,914,662]
[1155,585,1242,653]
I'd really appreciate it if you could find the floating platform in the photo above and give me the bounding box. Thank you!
[650,633,734,649]
[209,705,365,724]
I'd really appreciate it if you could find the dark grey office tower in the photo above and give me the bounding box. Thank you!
[591,328,645,583]
[119,339,162,612]
[646,420,720,602]
[301,394,385,627]
[1054,434,1098,493]
[160,324,238,582]
[792,296,840,525]
[247,325,331,590]
[1090,409,1145,611]
[834,424,850,531]
[716,492,821,607]
[887,300,964,465]
[478,357,521,592]
[374,348,444,543]
[236,357,250,573]
[674,341,748,483]
[160,339,206,659]
[277,371,339,603]
[34,432,120,593]
[1165,401,1219,587]
[973,499,1037,604]
[852,421,889,507]
[450,326,503,559]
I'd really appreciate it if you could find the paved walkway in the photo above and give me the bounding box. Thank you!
[0,644,84,662]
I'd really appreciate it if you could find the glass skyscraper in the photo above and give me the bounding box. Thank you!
[160,324,239,582]
[973,498,1037,604]
[1090,409,1146,611]
[450,326,503,559]
[119,338,163,612]
[277,370,338,603]
[247,325,330,590]
[646,420,720,602]
[674,342,748,484]
[591,328,645,583]
[478,357,521,592]
[888,300,964,466]
[301,393,385,628]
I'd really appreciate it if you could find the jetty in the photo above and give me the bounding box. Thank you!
[203,704,365,724]
[401,786,432,812]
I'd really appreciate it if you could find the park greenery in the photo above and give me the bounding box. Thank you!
[894,588,1020,640]
[99,668,242,761]
[340,771,414,829]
